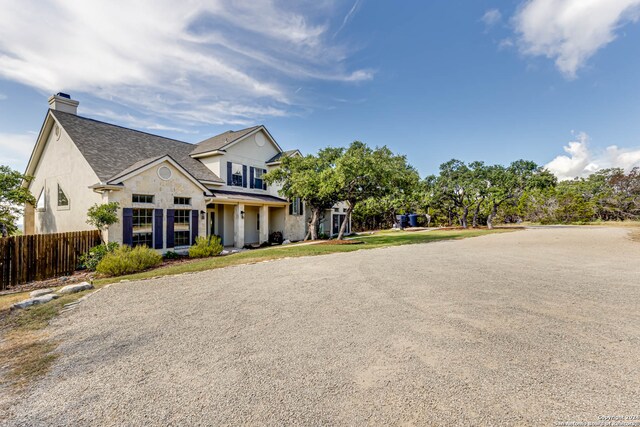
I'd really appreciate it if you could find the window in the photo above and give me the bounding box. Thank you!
[291,197,303,215]
[334,207,339,213]
[132,208,153,247]
[254,168,263,189]
[57,184,69,208]
[36,188,45,211]
[174,197,191,206]
[174,209,191,247]
[232,163,243,186]
[132,194,154,204]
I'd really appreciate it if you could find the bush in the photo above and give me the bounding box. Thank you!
[96,245,162,276]
[78,242,119,271]
[269,231,283,244]
[188,236,223,258]
[163,251,182,260]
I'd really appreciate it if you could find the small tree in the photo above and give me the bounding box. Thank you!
[87,202,120,243]
[0,165,36,237]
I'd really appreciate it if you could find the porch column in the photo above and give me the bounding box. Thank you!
[234,204,245,248]
[259,205,269,243]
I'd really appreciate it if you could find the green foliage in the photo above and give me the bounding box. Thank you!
[0,165,36,236]
[86,202,120,242]
[163,251,182,260]
[96,245,162,276]
[188,236,223,258]
[78,242,119,271]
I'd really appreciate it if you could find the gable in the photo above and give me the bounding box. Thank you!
[223,129,280,161]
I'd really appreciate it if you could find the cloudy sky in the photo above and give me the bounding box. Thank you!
[1,0,640,179]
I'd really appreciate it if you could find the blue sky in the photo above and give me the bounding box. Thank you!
[1,0,640,179]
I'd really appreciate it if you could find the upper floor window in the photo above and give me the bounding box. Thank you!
[36,188,45,211]
[254,168,264,189]
[174,197,191,206]
[57,184,69,208]
[132,194,154,204]
[232,163,243,187]
[290,197,303,216]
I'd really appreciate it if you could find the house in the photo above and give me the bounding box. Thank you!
[22,93,350,251]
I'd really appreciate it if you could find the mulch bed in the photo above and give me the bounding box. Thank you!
[317,240,364,245]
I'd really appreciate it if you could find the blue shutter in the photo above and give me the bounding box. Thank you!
[166,209,175,248]
[154,209,163,249]
[122,208,133,246]
[289,200,293,215]
[249,167,255,189]
[262,169,267,190]
[300,199,303,215]
[242,165,247,187]
[227,162,233,185]
[191,210,199,245]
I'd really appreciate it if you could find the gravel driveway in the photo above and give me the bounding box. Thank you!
[2,227,639,426]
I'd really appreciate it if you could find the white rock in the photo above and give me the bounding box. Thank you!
[57,282,94,295]
[30,288,54,298]
[282,239,291,245]
[11,293,60,310]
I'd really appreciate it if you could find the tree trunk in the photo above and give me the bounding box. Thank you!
[487,204,498,230]
[305,208,320,241]
[461,206,469,228]
[472,205,480,228]
[336,203,353,240]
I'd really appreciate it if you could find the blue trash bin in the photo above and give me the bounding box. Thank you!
[408,214,418,227]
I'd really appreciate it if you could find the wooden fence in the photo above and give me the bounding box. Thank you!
[0,230,101,290]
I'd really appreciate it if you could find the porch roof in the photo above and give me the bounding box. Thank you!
[210,189,288,206]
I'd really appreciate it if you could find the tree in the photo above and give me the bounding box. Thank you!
[434,160,483,228]
[0,166,36,237]
[264,148,343,240]
[86,202,120,243]
[485,160,555,228]
[334,141,417,240]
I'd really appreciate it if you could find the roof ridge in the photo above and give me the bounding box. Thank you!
[50,109,195,147]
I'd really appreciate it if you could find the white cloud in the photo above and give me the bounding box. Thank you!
[545,131,640,180]
[482,9,502,28]
[0,132,36,172]
[0,1,372,125]
[513,0,640,78]
[0,93,6,100]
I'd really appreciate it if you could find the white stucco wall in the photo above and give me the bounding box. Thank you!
[28,119,102,234]
[105,161,207,249]
[243,205,260,244]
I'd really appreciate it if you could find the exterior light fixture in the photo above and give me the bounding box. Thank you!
[200,210,205,220]
[240,210,245,219]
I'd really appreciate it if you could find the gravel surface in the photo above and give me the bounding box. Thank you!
[2,227,639,426]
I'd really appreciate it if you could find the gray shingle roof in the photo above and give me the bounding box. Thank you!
[190,125,261,156]
[51,110,223,183]
[212,189,287,203]
[266,150,300,163]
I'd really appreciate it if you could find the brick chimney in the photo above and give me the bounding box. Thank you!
[48,92,79,115]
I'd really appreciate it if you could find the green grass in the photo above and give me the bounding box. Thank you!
[96,228,511,285]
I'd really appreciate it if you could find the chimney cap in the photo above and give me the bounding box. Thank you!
[56,92,71,99]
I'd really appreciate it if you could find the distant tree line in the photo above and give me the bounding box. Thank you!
[266,142,640,238]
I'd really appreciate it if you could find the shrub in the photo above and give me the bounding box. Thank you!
[78,242,119,271]
[188,236,223,258]
[269,231,283,244]
[163,251,182,260]
[96,245,162,276]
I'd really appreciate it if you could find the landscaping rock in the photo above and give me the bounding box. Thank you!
[57,282,93,295]
[11,293,60,310]
[282,239,291,245]
[30,288,54,298]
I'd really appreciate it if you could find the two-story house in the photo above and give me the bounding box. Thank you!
[23,93,351,250]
